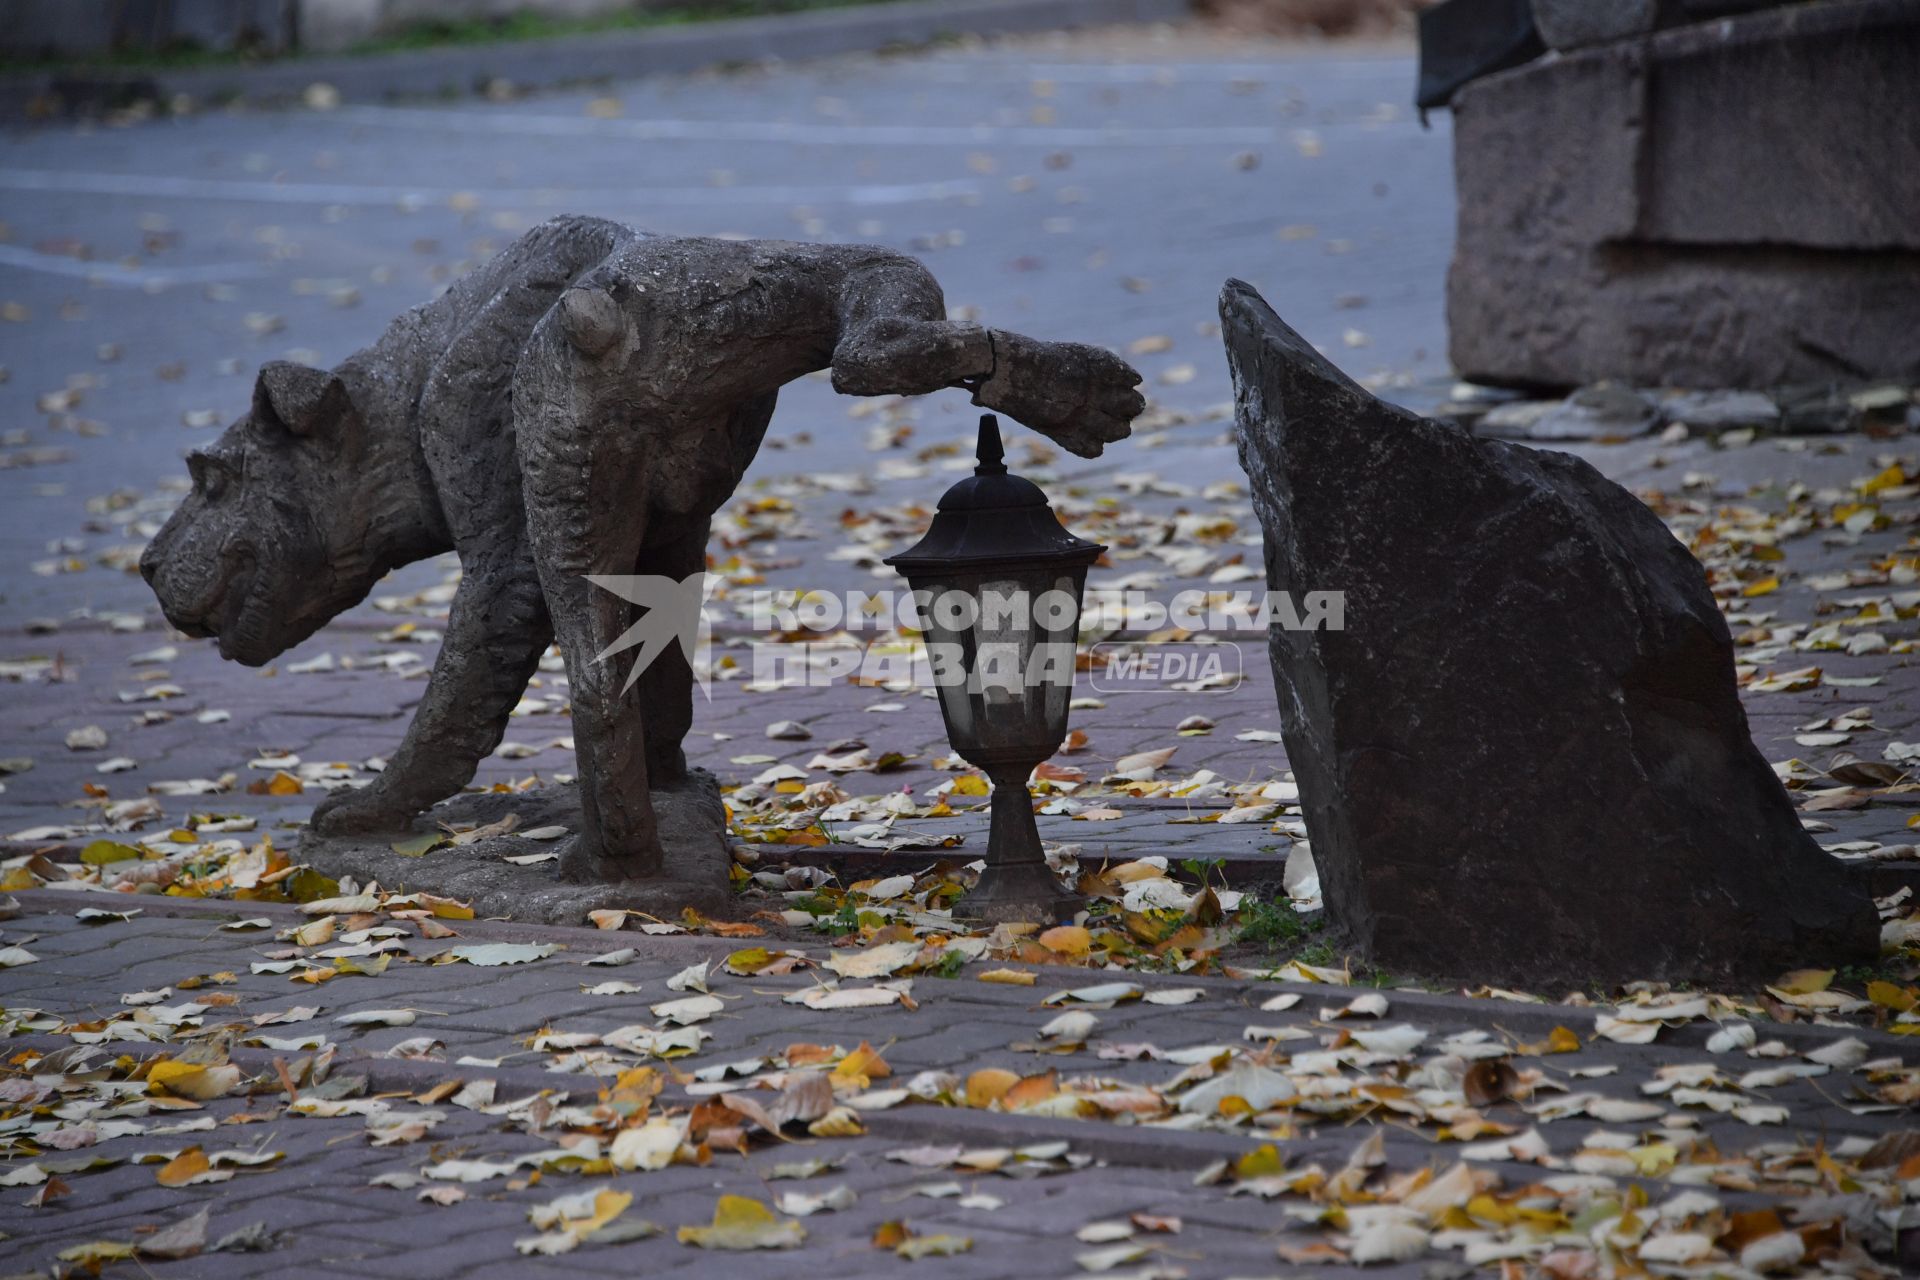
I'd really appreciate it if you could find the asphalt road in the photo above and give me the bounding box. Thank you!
[0,25,1451,626]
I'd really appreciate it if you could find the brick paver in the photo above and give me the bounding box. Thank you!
[5,892,1918,1276]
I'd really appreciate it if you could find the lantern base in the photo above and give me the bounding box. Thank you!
[955,865,1084,926]
[950,764,1084,925]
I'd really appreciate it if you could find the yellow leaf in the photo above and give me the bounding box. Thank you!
[965,1068,1020,1109]
[1862,463,1906,495]
[81,840,144,866]
[1629,1143,1678,1177]
[156,1146,215,1187]
[1741,576,1780,597]
[267,770,304,796]
[1466,1193,1517,1225]
[147,1060,239,1101]
[606,1066,663,1113]
[566,1189,632,1240]
[1038,925,1091,958]
[1235,1144,1285,1178]
[950,775,990,796]
[977,968,1036,986]
[676,1195,806,1250]
[290,917,335,947]
[833,1041,891,1086]
[1868,980,1917,1012]
[807,1107,865,1138]
[423,895,475,920]
[58,1241,137,1265]
[1519,1024,1582,1055]
[1774,968,1834,995]
[726,947,776,974]
[391,832,448,857]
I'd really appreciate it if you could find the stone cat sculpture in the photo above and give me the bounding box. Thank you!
[141,216,1142,881]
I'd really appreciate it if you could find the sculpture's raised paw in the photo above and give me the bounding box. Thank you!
[974,332,1144,458]
[309,789,416,837]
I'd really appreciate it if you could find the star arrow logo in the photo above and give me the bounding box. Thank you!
[583,572,716,696]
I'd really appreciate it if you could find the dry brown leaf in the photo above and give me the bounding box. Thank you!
[1462,1058,1522,1108]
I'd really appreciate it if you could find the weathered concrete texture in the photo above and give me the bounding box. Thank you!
[1222,279,1879,986]
[297,772,733,923]
[1530,1,1799,53]
[1449,0,1920,390]
[1529,0,1663,50]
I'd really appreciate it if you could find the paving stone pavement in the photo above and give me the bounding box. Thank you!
[4,891,1918,1277]
[5,18,1920,1279]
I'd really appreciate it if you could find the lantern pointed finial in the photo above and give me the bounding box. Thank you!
[974,414,1008,477]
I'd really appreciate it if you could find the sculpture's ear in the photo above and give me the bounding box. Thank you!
[558,285,625,358]
[252,361,360,447]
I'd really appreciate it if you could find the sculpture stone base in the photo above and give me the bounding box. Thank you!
[298,771,732,926]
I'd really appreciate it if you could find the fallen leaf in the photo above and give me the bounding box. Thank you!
[447,942,556,967]
[676,1195,806,1250]
[156,1147,228,1188]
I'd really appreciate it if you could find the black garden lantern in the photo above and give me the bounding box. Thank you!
[886,414,1104,923]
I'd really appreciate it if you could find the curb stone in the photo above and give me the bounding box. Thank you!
[0,0,1192,120]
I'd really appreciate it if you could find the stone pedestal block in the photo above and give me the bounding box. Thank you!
[1449,0,1920,389]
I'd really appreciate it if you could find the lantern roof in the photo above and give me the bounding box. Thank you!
[885,415,1106,574]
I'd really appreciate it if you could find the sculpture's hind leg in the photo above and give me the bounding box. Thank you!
[551,553,663,879]
[634,390,778,784]
[522,439,664,882]
[633,520,709,786]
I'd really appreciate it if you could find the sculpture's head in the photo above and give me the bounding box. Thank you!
[141,361,379,667]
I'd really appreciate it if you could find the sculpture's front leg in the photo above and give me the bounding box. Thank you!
[310,549,551,835]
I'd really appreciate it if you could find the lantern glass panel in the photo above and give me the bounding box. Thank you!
[918,566,1084,764]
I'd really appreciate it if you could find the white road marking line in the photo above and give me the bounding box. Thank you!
[331,103,1287,147]
[0,243,269,288]
[0,167,980,208]
[909,58,1413,82]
